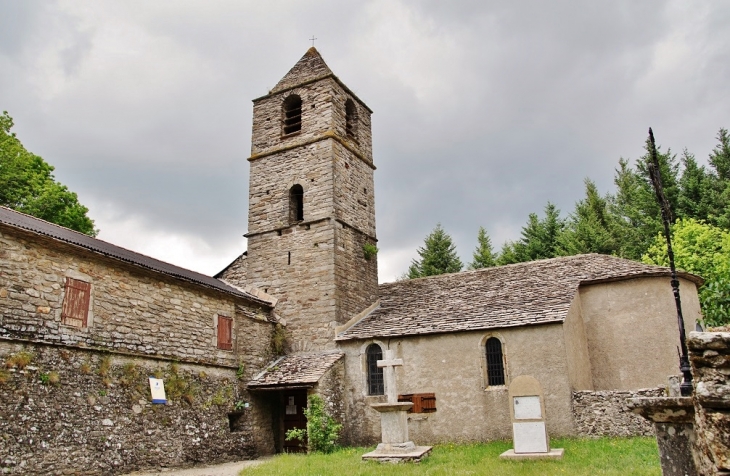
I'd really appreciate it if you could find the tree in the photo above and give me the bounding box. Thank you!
[642,218,730,327]
[677,150,714,223]
[611,140,680,260]
[407,223,463,278]
[706,128,730,229]
[497,202,565,265]
[468,226,496,269]
[0,111,96,235]
[558,179,619,256]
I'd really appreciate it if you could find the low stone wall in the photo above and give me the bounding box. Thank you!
[0,342,268,475]
[572,387,665,437]
[689,331,730,475]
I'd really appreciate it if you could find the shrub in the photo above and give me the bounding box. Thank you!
[363,243,379,261]
[285,394,342,454]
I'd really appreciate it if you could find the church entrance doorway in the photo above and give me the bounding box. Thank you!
[281,389,307,453]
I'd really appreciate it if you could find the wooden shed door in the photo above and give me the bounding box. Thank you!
[282,390,307,453]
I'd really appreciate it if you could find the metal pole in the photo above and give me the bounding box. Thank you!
[646,128,693,396]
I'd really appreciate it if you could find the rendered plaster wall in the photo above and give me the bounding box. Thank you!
[562,295,593,391]
[688,331,730,475]
[0,342,268,475]
[338,324,576,445]
[0,228,274,368]
[579,277,701,390]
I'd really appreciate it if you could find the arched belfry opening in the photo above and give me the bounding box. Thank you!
[345,99,357,138]
[282,95,302,135]
[289,184,304,222]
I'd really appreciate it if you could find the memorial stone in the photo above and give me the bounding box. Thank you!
[500,375,564,460]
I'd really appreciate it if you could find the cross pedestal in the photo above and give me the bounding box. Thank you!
[362,349,432,463]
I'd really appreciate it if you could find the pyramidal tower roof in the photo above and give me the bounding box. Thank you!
[271,47,334,93]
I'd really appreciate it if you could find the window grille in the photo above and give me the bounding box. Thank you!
[283,95,302,135]
[289,184,304,222]
[345,99,357,138]
[366,344,384,395]
[61,277,91,327]
[485,337,505,386]
[217,316,233,350]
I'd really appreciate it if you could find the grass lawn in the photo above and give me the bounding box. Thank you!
[240,437,661,475]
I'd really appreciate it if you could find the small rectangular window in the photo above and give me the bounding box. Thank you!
[217,316,233,350]
[398,393,436,413]
[61,277,91,327]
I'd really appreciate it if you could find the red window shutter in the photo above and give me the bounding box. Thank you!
[421,393,437,413]
[61,278,91,327]
[217,316,233,350]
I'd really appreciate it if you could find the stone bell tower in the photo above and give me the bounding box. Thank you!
[244,48,378,351]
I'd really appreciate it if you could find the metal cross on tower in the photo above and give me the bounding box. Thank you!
[309,36,317,47]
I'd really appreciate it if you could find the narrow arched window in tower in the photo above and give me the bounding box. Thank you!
[282,95,302,135]
[345,99,357,138]
[289,184,304,222]
[366,344,384,395]
[485,337,506,386]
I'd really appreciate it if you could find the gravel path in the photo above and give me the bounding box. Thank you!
[122,457,270,476]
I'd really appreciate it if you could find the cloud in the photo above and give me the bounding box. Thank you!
[1,1,728,283]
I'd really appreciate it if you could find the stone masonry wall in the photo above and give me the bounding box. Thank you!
[0,342,265,475]
[0,228,274,368]
[244,54,378,350]
[334,224,378,324]
[245,220,337,352]
[688,331,730,475]
[572,387,665,437]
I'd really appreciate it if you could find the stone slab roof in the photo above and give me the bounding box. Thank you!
[270,47,333,94]
[247,350,344,389]
[0,206,274,308]
[336,254,702,341]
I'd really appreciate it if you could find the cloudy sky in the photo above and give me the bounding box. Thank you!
[1,1,728,282]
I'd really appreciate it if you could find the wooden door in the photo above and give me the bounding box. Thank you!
[282,390,307,453]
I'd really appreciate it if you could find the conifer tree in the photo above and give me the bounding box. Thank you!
[407,223,463,278]
[558,179,618,255]
[497,202,565,265]
[468,226,496,269]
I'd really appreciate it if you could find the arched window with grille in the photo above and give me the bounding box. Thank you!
[345,99,357,139]
[366,344,384,395]
[289,184,304,222]
[485,337,506,386]
[282,95,302,135]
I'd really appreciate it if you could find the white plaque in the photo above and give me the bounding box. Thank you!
[513,396,541,420]
[513,422,548,453]
[149,377,167,404]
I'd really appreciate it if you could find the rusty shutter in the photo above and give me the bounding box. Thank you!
[61,277,91,327]
[217,316,233,350]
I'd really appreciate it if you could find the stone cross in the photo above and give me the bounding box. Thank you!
[377,349,403,403]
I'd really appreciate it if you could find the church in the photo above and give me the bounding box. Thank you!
[216,48,702,448]
[0,48,703,473]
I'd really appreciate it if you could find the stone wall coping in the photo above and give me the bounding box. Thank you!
[0,336,241,369]
[627,396,695,423]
